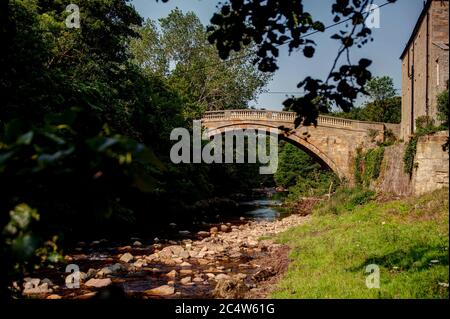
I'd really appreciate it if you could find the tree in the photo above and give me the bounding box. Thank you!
[365,76,400,123]
[331,76,401,124]
[0,0,171,297]
[130,9,271,119]
[366,76,397,102]
[274,142,318,188]
[274,142,339,198]
[129,19,167,76]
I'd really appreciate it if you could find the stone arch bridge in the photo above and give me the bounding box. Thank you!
[201,109,400,183]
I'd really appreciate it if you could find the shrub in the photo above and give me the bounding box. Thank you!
[286,170,340,202]
[275,142,340,201]
[313,187,375,215]
[437,90,449,128]
[354,146,385,187]
[381,128,397,147]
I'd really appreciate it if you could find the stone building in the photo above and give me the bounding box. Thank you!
[400,0,449,140]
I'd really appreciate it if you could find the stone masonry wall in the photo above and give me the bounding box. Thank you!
[375,143,414,196]
[413,131,449,195]
[374,131,449,196]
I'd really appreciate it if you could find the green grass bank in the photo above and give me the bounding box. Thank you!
[272,188,449,299]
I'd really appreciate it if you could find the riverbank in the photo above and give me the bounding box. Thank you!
[271,187,449,299]
[15,196,310,299]
[16,187,448,299]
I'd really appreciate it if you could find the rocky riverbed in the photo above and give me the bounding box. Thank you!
[15,212,311,299]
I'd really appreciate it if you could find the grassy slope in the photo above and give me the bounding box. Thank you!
[272,188,449,299]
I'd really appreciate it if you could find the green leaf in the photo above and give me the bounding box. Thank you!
[3,204,40,236]
[43,132,66,145]
[37,147,75,166]
[16,131,34,145]
[313,22,325,32]
[88,137,119,152]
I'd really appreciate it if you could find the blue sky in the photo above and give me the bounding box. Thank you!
[131,0,425,111]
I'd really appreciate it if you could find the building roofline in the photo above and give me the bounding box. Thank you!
[399,0,434,60]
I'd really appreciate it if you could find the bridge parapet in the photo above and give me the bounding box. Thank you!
[317,115,352,128]
[202,110,387,132]
[202,110,296,122]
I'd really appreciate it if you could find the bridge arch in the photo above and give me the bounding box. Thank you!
[204,123,345,180]
[201,109,394,184]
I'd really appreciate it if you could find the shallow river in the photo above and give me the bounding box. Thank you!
[26,190,290,299]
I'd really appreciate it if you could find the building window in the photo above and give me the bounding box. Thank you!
[436,58,440,86]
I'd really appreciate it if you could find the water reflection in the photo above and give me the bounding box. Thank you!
[239,199,285,221]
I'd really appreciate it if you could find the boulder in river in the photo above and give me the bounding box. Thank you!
[196,258,210,265]
[197,231,210,238]
[179,250,190,259]
[144,285,175,296]
[215,274,231,281]
[193,276,204,282]
[159,258,177,266]
[110,263,126,272]
[165,270,177,278]
[119,252,134,263]
[180,276,192,285]
[75,292,97,299]
[210,227,218,234]
[145,253,158,262]
[133,259,147,268]
[159,245,184,258]
[97,267,113,277]
[87,268,98,279]
[179,269,193,275]
[230,252,243,258]
[188,250,198,258]
[133,241,143,247]
[85,278,112,288]
[247,239,259,247]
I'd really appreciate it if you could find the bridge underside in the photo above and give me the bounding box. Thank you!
[204,123,346,181]
[201,111,395,184]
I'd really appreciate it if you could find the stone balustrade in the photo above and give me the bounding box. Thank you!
[203,110,296,122]
[202,110,388,132]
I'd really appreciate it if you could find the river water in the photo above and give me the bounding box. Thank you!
[240,199,284,220]
[25,189,290,299]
